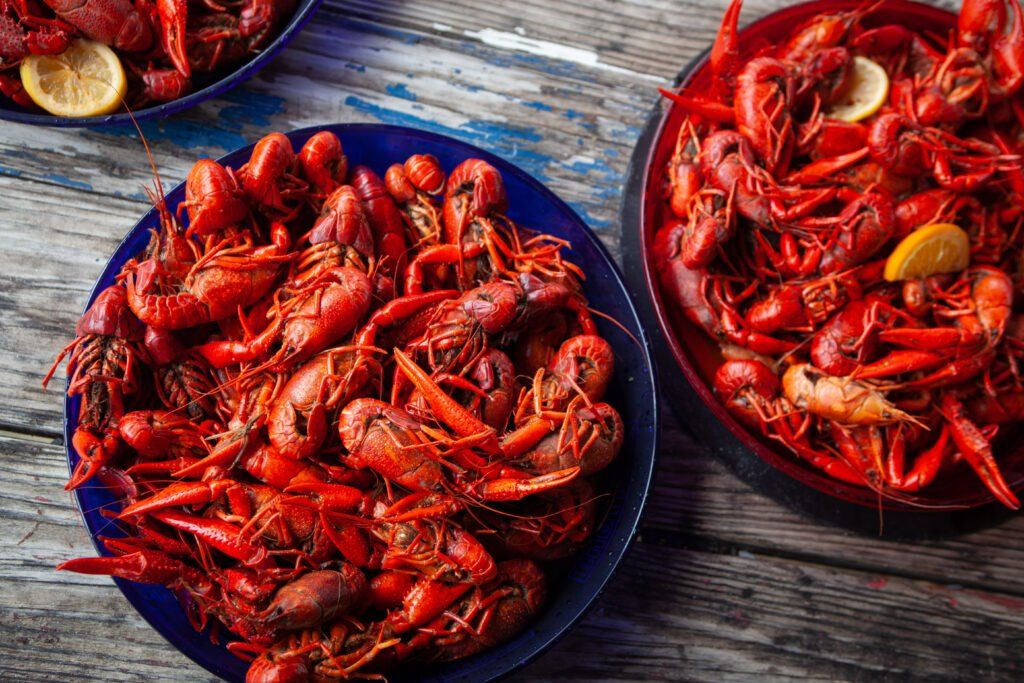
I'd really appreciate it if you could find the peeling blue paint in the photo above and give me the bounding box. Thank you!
[41,173,92,191]
[367,23,422,45]
[567,200,611,230]
[100,88,286,152]
[343,96,553,182]
[0,165,23,180]
[385,83,417,101]
[217,88,286,129]
[457,41,600,83]
[103,118,248,152]
[522,100,553,112]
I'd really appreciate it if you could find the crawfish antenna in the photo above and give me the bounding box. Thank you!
[587,307,642,350]
[120,96,171,224]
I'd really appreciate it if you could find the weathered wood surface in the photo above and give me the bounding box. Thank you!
[1,0,1021,681]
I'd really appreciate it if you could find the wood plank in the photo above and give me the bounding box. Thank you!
[0,177,138,433]
[0,9,654,242]
[644,422,1024,594]
[3,429,1022,681]
[340,0,961,78]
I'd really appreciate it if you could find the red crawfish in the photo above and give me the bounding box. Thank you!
[298,130,348,196]
[44,285,148,489]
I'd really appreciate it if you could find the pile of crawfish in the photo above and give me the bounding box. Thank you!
[654,0,1024,508]
[46,131,623,681]
[0,0,295,107]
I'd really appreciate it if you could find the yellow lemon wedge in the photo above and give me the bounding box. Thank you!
[826,55,889,123]
[884,223,970,281]
[20,39,126,117]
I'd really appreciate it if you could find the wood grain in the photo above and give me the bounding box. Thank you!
[0,0,1020,680]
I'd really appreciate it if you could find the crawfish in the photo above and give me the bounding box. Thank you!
[298,130,347,197]
[266,347,376,460]
[782,363,917,426]
[125,232,289,330]
[386,153,445,247]
[241,132,309,218]
[409,273,594,373]
[514,333,614,424]
[45,285,148,489]
[350,165,408,282]
[195,265,373,371]
[41,0,151,52]
[143,325,223,424]
[406,559,546,662]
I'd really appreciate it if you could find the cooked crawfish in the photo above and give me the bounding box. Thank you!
[655,0,1024,509]
[50,133,627,679]
[0,0,297,109]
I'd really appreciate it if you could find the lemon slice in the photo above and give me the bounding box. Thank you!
[827,56,889,123]
[884,223,970,281]
[20,39,126,117]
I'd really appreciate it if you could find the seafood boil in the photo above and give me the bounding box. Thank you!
[46,131,625,680]
[0,0,297,109]
[653,0,1024,508]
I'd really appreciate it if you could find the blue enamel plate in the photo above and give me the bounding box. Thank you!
[63,124,659,681]
[0,0,320,127]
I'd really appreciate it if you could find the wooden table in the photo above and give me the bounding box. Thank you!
[4,0,1023,680]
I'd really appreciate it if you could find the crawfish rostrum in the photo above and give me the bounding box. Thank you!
[0,0,296,108]
[654,0,1024,508]
[47,132,624,681]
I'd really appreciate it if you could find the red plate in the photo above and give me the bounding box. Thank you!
[627,0,1024,524]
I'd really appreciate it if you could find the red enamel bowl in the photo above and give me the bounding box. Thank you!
[638,0,1024,515]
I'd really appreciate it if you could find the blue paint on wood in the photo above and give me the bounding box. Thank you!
[101,88,286,152]
[344,95,552,179]
[0,165,24,180]
[522,101,553,112]
[102,119,248,152]
[217,88,286,129]
[455,40,605,84]
[385,83,417,101]
[41,173,92,191]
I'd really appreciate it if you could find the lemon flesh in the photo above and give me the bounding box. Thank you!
[827,56,889,123]
[884,223,970,281]
[20,39,126,117]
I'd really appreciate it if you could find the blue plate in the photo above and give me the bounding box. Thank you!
[0,0,320,127]
[63,124,659,681]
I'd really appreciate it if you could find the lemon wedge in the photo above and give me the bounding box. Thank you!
[884,223,970,281]
[827,56,889,123]
[20,39,126,117]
